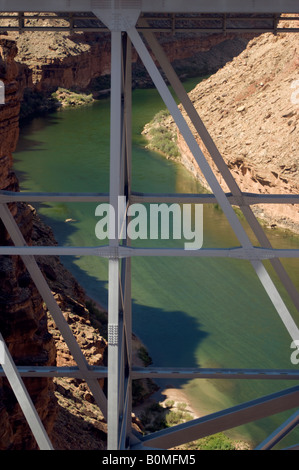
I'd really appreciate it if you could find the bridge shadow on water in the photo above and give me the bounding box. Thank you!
[35,209,208,401]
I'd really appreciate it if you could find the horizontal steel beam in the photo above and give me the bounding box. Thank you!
[0,26,108,32]
[132,367,299,381]
[1,365,298,381]
[0,365,108,378]
[2,13,297,20]
[130,191,299,205]
[1,190,298,205]
[0,245,298,260]
[0,190,109,203]
[143,15,299,21]
[0,25,298,34]
[135,385,299,449]
[0,0,298,14]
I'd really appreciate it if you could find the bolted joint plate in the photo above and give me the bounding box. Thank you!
[92,0,141,31]
[108,324,119,346]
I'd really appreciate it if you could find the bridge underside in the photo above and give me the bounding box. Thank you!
[0,1,298,451]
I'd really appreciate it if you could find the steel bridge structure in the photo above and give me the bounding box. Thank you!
[0,0,299,451]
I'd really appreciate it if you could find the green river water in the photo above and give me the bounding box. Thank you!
[13,78,299,448]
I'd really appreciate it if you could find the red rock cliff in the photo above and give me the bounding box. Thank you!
[0,37,108,450]
[0,37,57,450]
[9,29,251,94]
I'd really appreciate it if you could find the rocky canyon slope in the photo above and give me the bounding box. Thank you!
[1,14,252,116]
[144,29,299,233]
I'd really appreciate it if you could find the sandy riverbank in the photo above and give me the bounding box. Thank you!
[86,295,252,449]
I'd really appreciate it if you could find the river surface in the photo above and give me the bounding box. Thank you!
[14,78,299,448]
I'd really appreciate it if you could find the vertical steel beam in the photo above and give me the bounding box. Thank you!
[141,21,299,314]
[0,334,53,450]
[107,29,123,450]
[127,26,299,344]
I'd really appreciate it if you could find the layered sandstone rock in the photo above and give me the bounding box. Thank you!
[0,38,57,450]
[6,24,251,98]
[145,31,299,233]
[0,37,108,450]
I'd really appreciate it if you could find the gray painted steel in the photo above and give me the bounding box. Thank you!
[1,365,299,381]
[0,334,53,450]
[1,190,298,205]
[255,410,299,450]
[135,386,299,449]
[0,0,298,14]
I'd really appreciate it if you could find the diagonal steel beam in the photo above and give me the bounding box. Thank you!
[140,20,299,314]
[127,26,299,344]
[122,32,135,448]
[0,334,53,450]
[0,203,108,420]
[255,409,299,450]
[119,32,137,449]
[134,385,299,449]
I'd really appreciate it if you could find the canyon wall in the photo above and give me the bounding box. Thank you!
[0,38,108,450]
[146,31,299,234]
[8,29,251,97]
[0,37,57,450]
